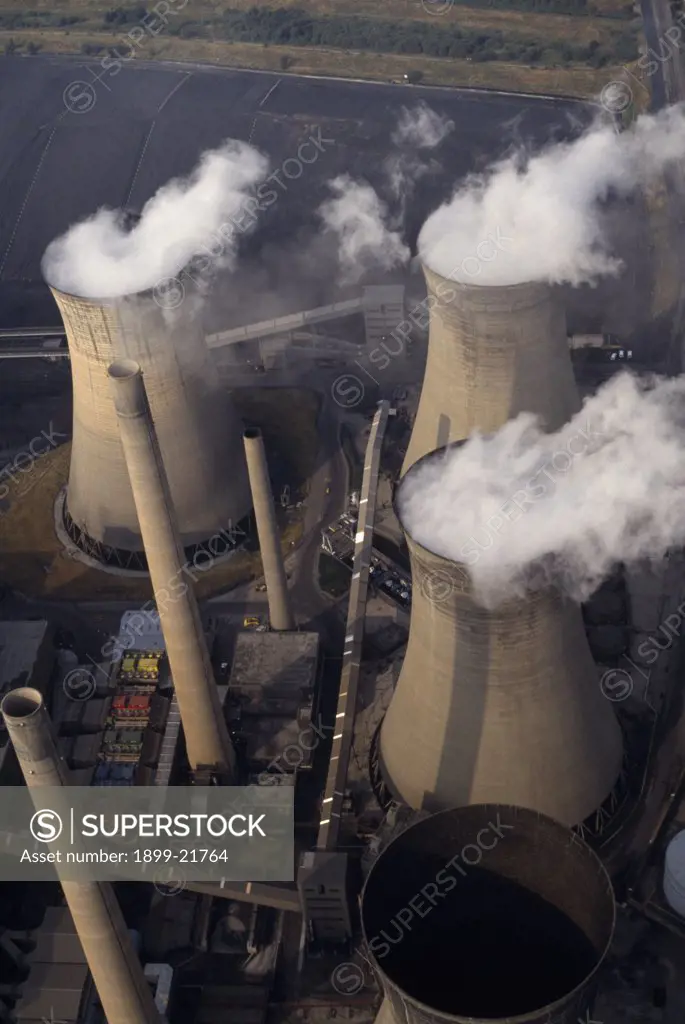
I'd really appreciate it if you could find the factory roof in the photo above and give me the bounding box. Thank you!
[229,631,319,700]
[115,609,165,654]
[13,908,87,1024]
[228,632,320,771]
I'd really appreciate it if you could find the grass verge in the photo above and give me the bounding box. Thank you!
[318,551,351,597]
[0,29,631,98]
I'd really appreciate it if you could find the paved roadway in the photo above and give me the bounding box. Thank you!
[0,54,593,326]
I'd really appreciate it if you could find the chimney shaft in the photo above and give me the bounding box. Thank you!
[243,428,294,631]
[402,267,579,475]
[1,688,161,1024]
[362,804,615,1024]
[109,359,235,777]
[379,451,623,825]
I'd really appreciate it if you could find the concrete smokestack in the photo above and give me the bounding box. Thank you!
[1,687,161,1024]
[243,428,294,631]
[108,359,235,778]
[362,804,615,1024]
[378,447,623,825]
[51,284,251,564]
[402,268,579,475]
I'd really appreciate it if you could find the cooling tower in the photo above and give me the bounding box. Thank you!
[378,447,624,826]
[362,804,615,1024]
[1,688,161,1024]
[51,284,251,565]
[402,267,579,475]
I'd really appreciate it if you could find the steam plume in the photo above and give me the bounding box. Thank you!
[318,175,410,283]
[386,103,454,200]
[398,372,685,607]
[43,140,269,298]
[419,104,685,287]
[391,103,454,149]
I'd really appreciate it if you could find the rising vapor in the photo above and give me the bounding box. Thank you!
[43,139,269,298]
[419,103,685,287]
[391,103,454,149]
[318,175,410,283]
[386,103,453,201]
[398,372,685,607]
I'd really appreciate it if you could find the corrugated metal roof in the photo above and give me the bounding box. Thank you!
[115,609,165,654]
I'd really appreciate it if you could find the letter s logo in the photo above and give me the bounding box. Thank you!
[30,810,63,843]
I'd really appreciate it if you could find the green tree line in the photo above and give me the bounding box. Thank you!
[160,7,638,66]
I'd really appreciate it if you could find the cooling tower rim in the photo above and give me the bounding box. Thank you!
[396,443,587,608]
[361,802,616,1024]
[420,261,552,296]
[394,440,468,555]
[47,281,162,306]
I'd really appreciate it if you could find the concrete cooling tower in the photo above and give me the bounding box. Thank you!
[51,284,251,568]
[402,266,580,475]
[362,804,615,1024]
[377,448,624,827]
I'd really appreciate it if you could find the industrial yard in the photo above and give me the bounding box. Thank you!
[3,21,685,1024]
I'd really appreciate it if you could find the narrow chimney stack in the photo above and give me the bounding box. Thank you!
[109,359,235,778]
[1,688,162,1024]
[243,428,295,631]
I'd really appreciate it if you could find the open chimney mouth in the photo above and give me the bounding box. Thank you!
[243,428,262,440]
[362,804,614,1022]
[1,687,43,721]
[108,359,141,381]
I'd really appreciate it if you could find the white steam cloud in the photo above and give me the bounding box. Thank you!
[318,175,410,284]
[419,103,685,287]
[43,139,269,299]
[386,103,454,201]
[399,372,685,607]
[391,103,454,149]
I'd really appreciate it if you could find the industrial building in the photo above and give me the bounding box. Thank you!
[227,631,320,779]
[5,125,685,1024]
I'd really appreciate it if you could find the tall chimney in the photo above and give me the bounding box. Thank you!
[108,359,235,778]
[378,447,623,826]
[362,804,615,1024]
[402,268,579,475]
[243,428,294,631]
[50,284,251,564]
[1,688,161,1024]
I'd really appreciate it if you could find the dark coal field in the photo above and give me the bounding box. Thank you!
[0,55,600,328]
